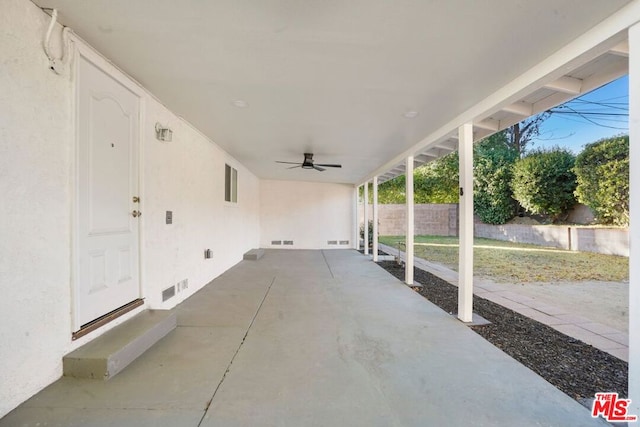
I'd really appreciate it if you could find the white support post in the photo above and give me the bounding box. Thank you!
[458,123,474,323]
[354,186,360,250]
[364,182,369,255]
[373,176,379,262]
[406,156,414,285]
[629,22,639,417]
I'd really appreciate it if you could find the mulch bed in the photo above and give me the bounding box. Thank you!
[357,248,388,255]
[376,261,628,403]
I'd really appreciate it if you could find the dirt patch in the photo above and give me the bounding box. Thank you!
[377,261,628,402]
[508,280,628,332]
[507,215,546,225]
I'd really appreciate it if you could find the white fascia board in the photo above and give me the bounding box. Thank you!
[360,0,640,185]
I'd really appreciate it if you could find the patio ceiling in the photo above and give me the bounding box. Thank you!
[34,0,632,184]
[377,48,630,183]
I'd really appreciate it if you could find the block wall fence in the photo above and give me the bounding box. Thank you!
[358,203,628,256]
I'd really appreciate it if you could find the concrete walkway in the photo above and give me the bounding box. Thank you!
[2,250,607,426]
[381,243,629,362]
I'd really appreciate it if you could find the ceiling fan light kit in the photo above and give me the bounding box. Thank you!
[276,153,342,172]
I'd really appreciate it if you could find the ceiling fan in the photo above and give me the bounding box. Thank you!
[276,153,342,172]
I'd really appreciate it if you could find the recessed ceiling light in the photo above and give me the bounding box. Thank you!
[232,100,248,108]
[403,111,419,119]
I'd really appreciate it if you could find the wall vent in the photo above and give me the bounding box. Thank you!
[327,240,337,245]
[271,240,282,245]
[162,285,176,302]
[340,240,349,245]
[283,240,294,245]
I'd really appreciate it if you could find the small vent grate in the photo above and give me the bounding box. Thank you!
[162,285,176,302]
[340,240,349,245]
[327,240,337,245]
[271,240,282,245]
[283,240,294,245]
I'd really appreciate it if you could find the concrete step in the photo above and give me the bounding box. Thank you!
[243,248,265,260]
[63,310,177,380]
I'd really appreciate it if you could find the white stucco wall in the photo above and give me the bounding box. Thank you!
[260,180,353,249]
[0,0,73,417]
[0,0,259,417]
[142,103,260,308]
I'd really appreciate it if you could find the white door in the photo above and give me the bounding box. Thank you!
[77,57,141,327]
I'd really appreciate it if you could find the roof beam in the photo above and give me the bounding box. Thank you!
[609,40,629,57]
[416,153,437,161]
[533,91,574,114]
[543,75,583,95]
[473,128,493,141]
[434,142,457,151]
[474,118,500,131]
[581,60,629,93]
[502,101,533,117]
[534,61,628,113]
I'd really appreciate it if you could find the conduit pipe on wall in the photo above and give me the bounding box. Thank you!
[43,8,72,75]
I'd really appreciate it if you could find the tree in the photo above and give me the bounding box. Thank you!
[511,148,577,221]
[473,131,519,224]
[377,175,406,204]
[574,135,629,226]
[375,152,459,204]
[507,111,552,157]
[414,152,459,203]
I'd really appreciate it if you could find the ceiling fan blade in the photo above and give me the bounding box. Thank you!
[315,163,342,168]
[313,165,326,171]
[287,165,302,169]
[276,161,302,165]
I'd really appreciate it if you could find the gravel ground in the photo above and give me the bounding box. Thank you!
[377,261,629,403]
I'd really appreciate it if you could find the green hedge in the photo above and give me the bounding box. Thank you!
[574,135,629,226]
[511,148,576,220]
[473,132,518,224]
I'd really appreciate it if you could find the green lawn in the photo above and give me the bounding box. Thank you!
[379,235,629,283]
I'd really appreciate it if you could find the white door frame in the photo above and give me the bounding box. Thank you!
[70,38,147,333]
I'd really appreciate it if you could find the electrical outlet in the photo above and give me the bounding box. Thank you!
[176,279,189,292]
[175,279,183,293]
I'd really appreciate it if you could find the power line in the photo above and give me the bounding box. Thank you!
[555,105,628,130]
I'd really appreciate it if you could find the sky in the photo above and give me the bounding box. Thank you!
[530,75,628,154]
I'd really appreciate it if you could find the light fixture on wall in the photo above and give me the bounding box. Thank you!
[155,123,173,142]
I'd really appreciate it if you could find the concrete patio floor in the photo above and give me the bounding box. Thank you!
[1,249,608,426]
[381,242,629,362]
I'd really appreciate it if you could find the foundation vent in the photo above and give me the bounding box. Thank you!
[327,240,337,245]
[283,240,294,246]
[271,240,282,245]
[340,240,349,245]
[162,285,176,302]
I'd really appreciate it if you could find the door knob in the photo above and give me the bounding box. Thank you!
[132,210,142,218]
